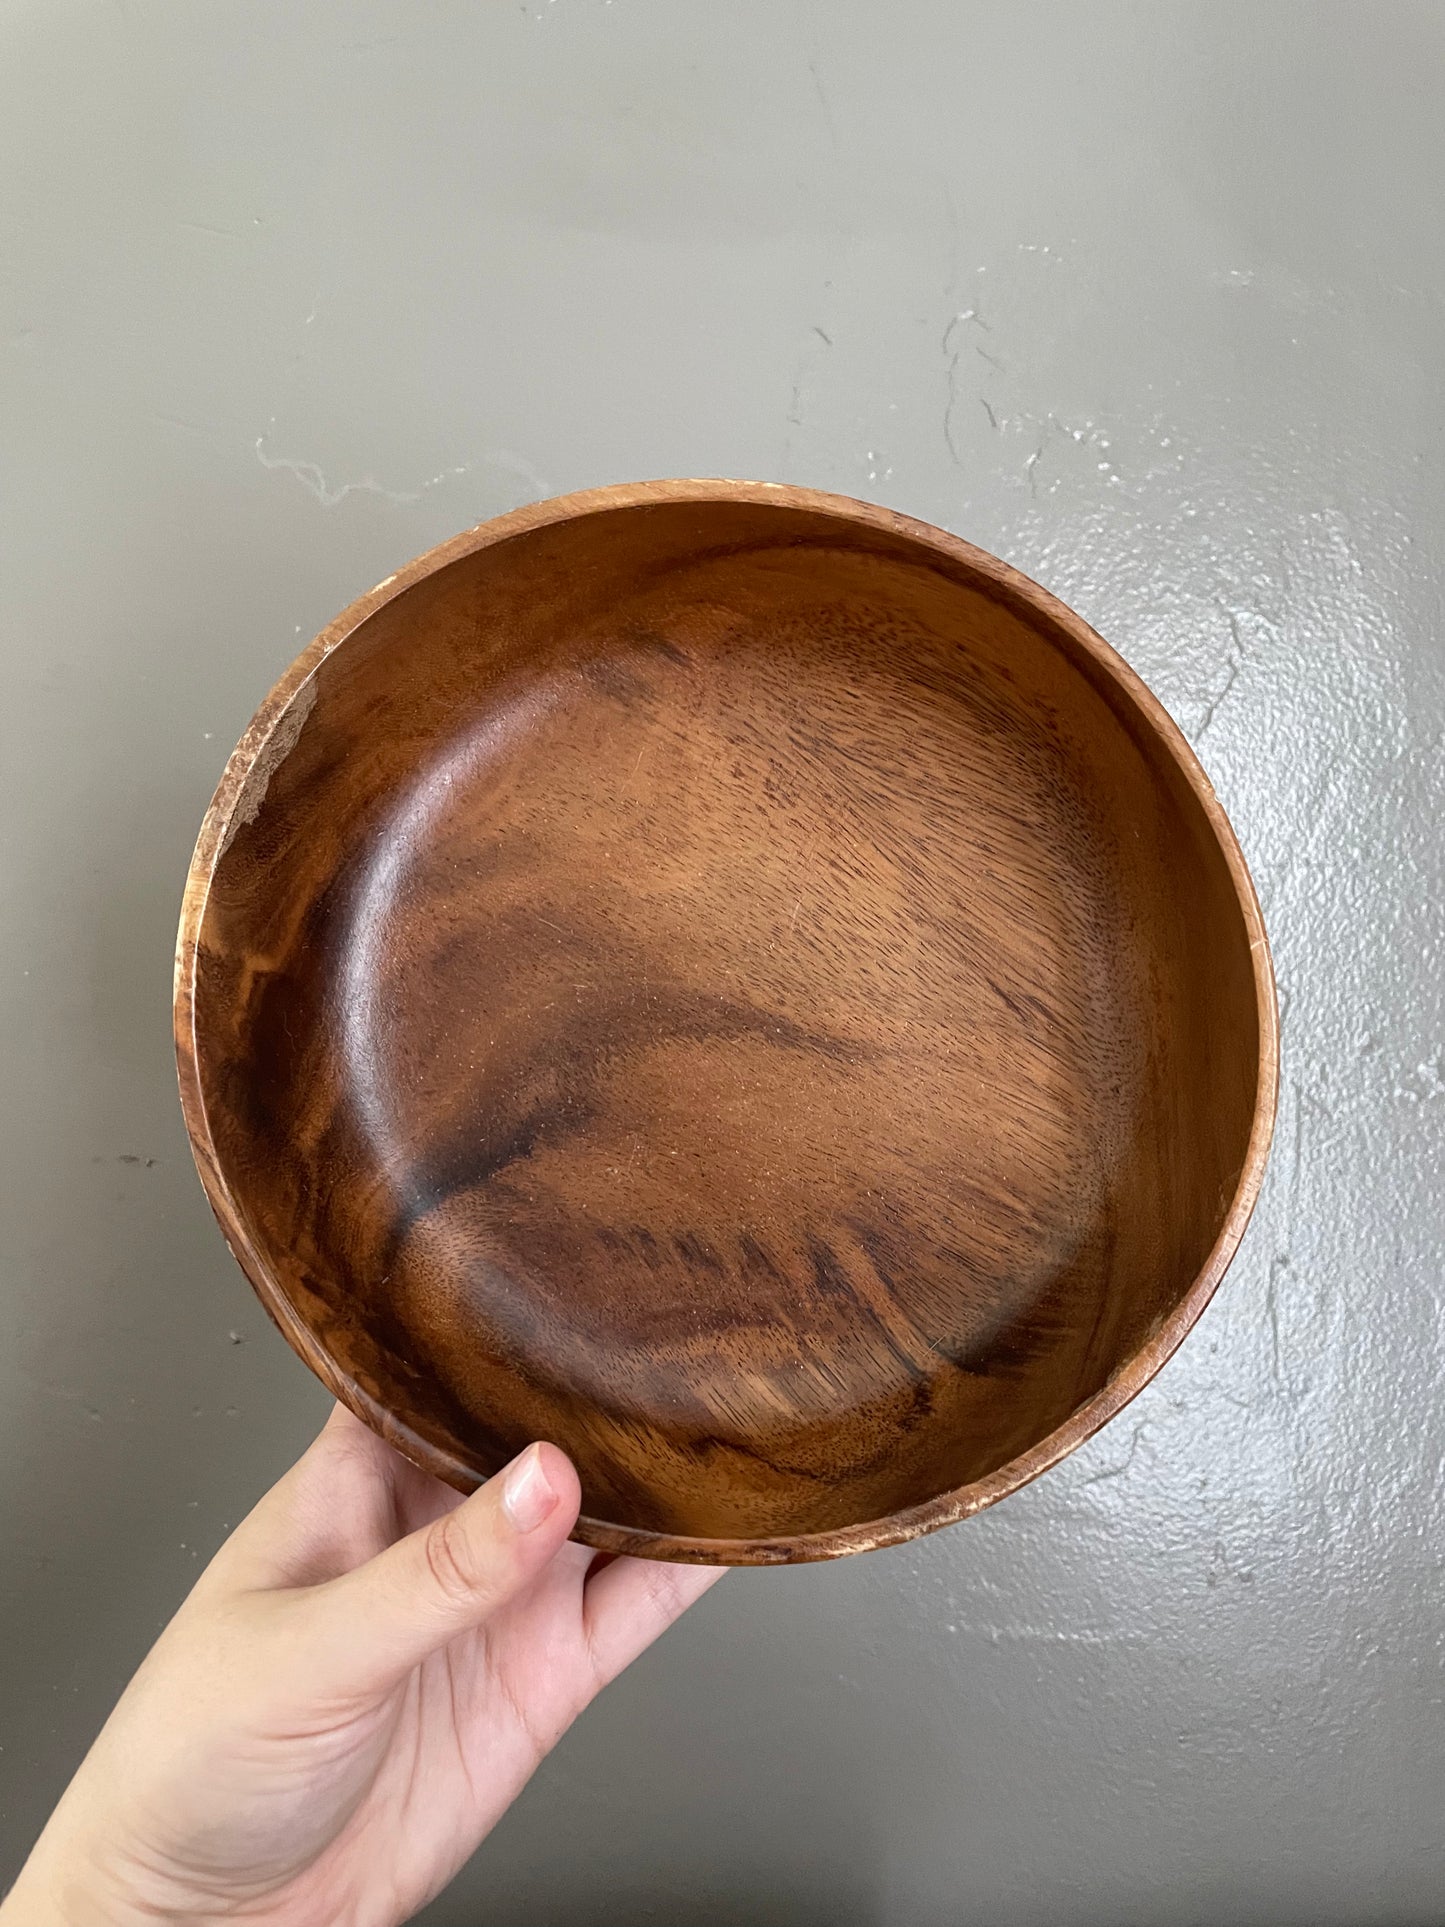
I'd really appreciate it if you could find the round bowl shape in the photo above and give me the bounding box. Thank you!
[176,482,1277,1564]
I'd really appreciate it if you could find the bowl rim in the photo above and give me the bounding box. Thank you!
[174,478,1280,1565]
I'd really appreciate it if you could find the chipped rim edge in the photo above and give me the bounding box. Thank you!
[174,479,1280,1566]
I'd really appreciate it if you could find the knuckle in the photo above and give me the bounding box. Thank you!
[421,1508,491,1608]
[642,1563,688,1620]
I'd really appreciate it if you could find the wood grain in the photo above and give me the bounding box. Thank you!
[175,482,1277,1563]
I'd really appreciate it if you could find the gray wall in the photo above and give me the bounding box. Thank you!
[3,2,1443,1920]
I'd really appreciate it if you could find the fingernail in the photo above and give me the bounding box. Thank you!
[501,1445,559,1534]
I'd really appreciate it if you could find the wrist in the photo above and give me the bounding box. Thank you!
[2,1844,204,1927]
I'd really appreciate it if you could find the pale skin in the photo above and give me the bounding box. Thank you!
[0,1406,723,1927]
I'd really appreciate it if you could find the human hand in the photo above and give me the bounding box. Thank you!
[3,1405,722,1927]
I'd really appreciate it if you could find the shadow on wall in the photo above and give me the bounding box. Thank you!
[0,752,332,1884]
[423,1886,878,1927]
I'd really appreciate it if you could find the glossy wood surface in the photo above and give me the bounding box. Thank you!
[175,483,1276,1563]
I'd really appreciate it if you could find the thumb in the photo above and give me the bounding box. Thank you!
[305,1442,582,1697]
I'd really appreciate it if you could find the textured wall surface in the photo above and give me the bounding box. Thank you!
[2,3,1443,1921]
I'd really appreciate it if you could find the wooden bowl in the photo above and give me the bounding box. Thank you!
[176,482,1277,1564]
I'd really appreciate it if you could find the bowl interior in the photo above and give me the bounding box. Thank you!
[187,494,1265,1555]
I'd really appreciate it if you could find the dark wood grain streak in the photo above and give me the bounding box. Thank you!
[175,482,1277,1564]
